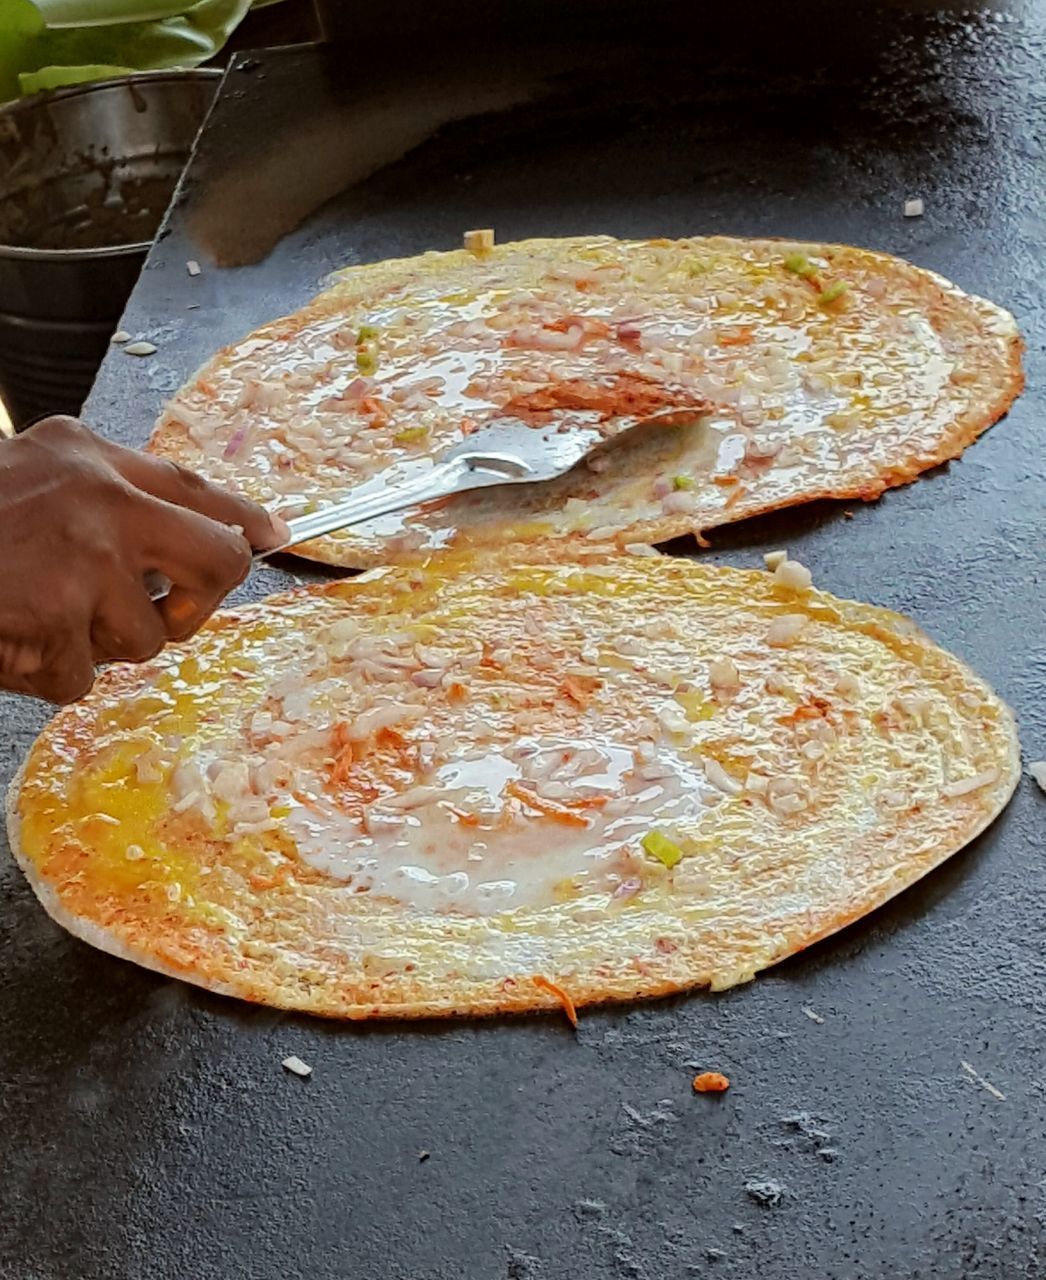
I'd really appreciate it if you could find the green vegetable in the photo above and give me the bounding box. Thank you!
[356,347,378,375]
[0,0,251,103]
[641,829,684,869]
[784,253,817,278]
[395,426,428,445]
[672,474,695,491]
[820,281,850,305]
[356,324,379,343]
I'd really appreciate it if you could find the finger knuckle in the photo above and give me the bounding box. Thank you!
[33,414,86,443]
[204,528,251,585]
[166,458,207,493]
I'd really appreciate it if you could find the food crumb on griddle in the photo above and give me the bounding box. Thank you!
[693,1071,730,1093]
[281,1055,312,1078]
[960,1059,1006,1101]
[744,1178,786,1207]
[418,1150,431,1162]
[904,197,925,218]
[801,1005,825,1024]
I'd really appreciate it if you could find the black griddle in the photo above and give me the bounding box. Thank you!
[2,4,1045,1276]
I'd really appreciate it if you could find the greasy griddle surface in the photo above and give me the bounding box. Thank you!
[2,4,1045,1276]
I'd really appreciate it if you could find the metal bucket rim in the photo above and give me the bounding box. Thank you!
[0,66,223,262]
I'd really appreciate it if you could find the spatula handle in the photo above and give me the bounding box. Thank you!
[277,455,469,550]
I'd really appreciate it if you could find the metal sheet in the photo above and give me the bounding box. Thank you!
[2,4,1045,1276]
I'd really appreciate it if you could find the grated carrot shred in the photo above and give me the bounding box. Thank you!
[533,975,579,1028]
[717,327,754,347]
[505,780,590,827]
[446,804,481,827]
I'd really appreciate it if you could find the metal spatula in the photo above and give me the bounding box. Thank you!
[266,406,691,556]
[146,405,695,600]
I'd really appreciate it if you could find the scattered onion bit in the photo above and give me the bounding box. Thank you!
[692,1071,730,1093]
[784,253,816,278]
[820,281,850,306]
[464,228,495,255]
[773,558,813,592]
[641,828,684,867]
[533,975,578,1028]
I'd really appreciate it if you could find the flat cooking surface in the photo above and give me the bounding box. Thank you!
[3,4,1045,1276]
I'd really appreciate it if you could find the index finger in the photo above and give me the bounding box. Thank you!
[134,495,253,639]
[108,446,288,552]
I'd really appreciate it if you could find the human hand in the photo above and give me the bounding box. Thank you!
[0,415,287,704]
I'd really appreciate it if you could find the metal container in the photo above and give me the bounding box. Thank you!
[0,70,220,427]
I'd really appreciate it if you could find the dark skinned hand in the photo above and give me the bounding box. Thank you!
[0,415,288,705]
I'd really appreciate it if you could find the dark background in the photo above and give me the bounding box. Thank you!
[2,2,1045,1276]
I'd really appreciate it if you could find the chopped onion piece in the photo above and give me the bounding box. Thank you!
[763,549,788,570]
[662,490,697,516]
[767,614,808,647]
[613,876,643,900]
[773,558,813,592]
[657,706,690,736]
[1030,762,1046,793]
[124,340,157,356]
[765,672,795,697]
[769,791,807,816]
[704,758,743,796]
[282,1056,313,1078]
[897,694,930,723]
[412,668,444,688]
[942,768,999,798]
[464,228,495,254]
[904,198,924,218]
[708,656,740,691]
